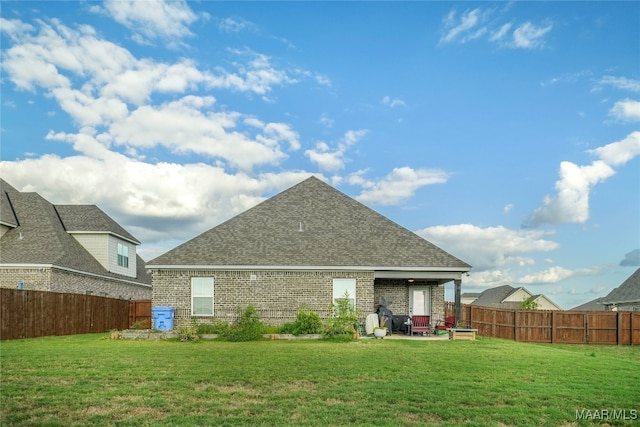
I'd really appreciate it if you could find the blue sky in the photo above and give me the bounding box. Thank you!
[1,1,638,309]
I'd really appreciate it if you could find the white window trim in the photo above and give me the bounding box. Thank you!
[333,278,356,307]
[117,243,129,268]
[191,277,214,316]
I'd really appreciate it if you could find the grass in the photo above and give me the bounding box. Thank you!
[1,334,638,426]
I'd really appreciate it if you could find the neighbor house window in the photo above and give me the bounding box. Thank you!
[333,278,356,308]
[117,243,129,268]
[192,277,214,316]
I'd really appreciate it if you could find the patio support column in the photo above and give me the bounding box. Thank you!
[454,279,461,325]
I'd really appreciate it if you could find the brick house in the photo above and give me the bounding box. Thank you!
[0,179,151,299]
[147,176,471,328]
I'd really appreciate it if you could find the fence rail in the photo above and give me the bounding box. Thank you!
[445,302,639,345]
[1,288,131,340]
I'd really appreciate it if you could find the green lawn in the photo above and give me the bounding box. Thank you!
[1,334,638,426]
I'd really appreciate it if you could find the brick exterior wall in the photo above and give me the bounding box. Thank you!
[0,267,151,300]
[374,279,445,322]
[151,269,377,328]
[151,269,448,329]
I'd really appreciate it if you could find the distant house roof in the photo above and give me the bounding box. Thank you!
[56,204,140,244]
[0,178,149,285]
[148,176,471,273]
[471,285,521,309]
[461,292,481,298]
[601,268,640,305]
[570,297,607,311]
[470,285,562,310]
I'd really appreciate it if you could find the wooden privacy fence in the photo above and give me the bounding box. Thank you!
[1,288,132,340]
[445,302,639,345]
[129,299,151,329]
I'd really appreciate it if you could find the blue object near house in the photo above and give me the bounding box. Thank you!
[152,306,175,331]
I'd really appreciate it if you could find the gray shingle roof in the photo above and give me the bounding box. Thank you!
[0,178,149,285]
[1,180,19,227]
[602,268,640,304]
[470,285,519,308]
[570,297,607,311]
[149,176,471,270]
[56,204,140,244]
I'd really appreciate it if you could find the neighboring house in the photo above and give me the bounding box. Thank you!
[470,285,562,310]
[461,292,481,305]
[0,179,151,299]
[570,297,607,311]
[600,268,640,311]
[147,176,471,328]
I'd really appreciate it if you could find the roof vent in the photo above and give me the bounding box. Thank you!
[298,221,304,232]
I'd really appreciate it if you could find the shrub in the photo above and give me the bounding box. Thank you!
[177,323,199,341]
[220,305,265,342]
[321,291,362,338]
[281,309,322,335]
[195,321,229,335]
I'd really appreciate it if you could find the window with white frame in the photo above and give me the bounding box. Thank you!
[191,277,214,316]
[333,278,356,308]
[117,243,129,268]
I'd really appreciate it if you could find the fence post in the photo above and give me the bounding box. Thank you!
[551,311,556,344]
[514,310,518,342]
[584,313,589,344]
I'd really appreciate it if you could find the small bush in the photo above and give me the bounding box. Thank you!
[220,305,265,342]
[195,321,229,335]
[321,291,362,338]
[260,324,281,334]
[129,320,148,330]
[281,310,322,335]
[177,323,199,341]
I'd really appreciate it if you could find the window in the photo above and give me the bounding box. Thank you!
[117,243,129,268]
[192,277,214,316]
[333,278,356,308]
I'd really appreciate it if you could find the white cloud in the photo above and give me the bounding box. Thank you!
[440,9,486,45]
[319,114,334,128]
[517,266,600,284]
[382,96,406,108]
[588,131,640,166]
[524,160,615,226]
[517,266,574,284]
[599,76,640,93]
[304,129,368,172]
[489,23,512,42]
[0,153,315,259]
[0,19,306,171]
[218,16,253,33]
[416,224,559,271]
[439,9,551,49]
[0,18,34,41]
[355,167,449,205]
[609,99,640,122]
[511,22,552,49]
[525,132,639,227]
[106,96,299,170]
[101,0,199,45]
